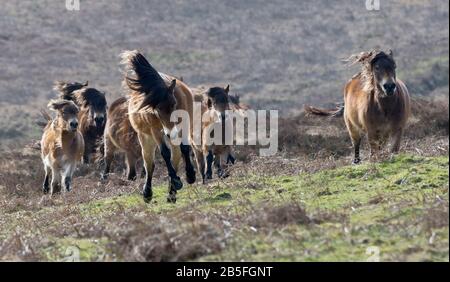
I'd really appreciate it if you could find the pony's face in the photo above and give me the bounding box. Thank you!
[89,103,107,129]
[371,52,397,97]
[75,89,107,129]
[48,100,80,132]
[207,85,230,121]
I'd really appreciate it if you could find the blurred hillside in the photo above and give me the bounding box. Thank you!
[0,0,448,146]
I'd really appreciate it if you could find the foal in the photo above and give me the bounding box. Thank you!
[54,81,107,163]
[121,50,197,203]
[41,100,84,195]
[305,50,411,163]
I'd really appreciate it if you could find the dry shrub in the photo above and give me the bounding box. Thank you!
[422,197,449,233]
[0,233,41,261]
[408,98,449,138]
[100,211,227,262]
[245,202,347,228]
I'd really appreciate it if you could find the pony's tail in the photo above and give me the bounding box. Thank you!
[36,109,53,128]
[304,103,344,118]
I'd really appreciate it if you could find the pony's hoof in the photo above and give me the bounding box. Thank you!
[100,173,108,181]
[186,169,196,184]
[167,195,177,203]
[352,158,361,165]
[42,186,49,194]
[171,177,183,191]
[142,186,153,203]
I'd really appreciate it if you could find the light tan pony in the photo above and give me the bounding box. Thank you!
[41,100,84,195]
[120,50,196,203]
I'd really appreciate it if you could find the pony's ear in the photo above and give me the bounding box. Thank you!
[48,99,72,112]
[224,85,230,94]
[48,100,63,111]
[168,79,176,96]
[388,49,394,58]
[84,81,89,87]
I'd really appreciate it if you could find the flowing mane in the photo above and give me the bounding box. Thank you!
[344,49,396,93]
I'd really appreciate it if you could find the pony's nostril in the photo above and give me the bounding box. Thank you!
[70,121,78,128]
[383,83,396,92]
[95,117,104,124]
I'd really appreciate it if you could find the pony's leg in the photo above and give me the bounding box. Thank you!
[139,160,146,179]
[205,150,214,180]
[160,139,182,203]
[62,164,75,192]
[42,163,50,194]
[101,136,115,181]
[227,149,236,165]
[180,144,196,184]
[194,149,206,184]
[138,133,156,203]
[152,129,183,203]
[390,128,404,154]
[125,151,138,181]
[345,120,363,165]
[50,168,61,195]
[368,132,382,162]
[83,139,94,164]
[219,151,231,178]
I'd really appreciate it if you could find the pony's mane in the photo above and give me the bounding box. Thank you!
[72,88,107,110]
[229,94,240,105]
[207,87,229,104]
[344,49,395,93]
[54,81,88,100]
[120,50,169,109]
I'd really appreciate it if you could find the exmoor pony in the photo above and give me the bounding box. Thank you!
[101,97,143,181]
[192,85,234,183]
[41,100,84,195]
[121,50,196,203]
[305,50,411,164]
[54,81,107,163]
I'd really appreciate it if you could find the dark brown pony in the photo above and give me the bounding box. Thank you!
[101,97,143,181]
[54,81,108,163]
[121,50,196,203]
[305,49,411,163]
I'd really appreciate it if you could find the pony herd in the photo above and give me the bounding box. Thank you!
[40,49,411,203]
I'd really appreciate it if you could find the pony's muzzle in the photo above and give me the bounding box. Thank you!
[94,116,105,127]
[383,82,397,96]
[69,120,79,131]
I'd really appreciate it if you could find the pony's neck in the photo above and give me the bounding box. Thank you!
[59,129,78,149]
[373,88,398,114]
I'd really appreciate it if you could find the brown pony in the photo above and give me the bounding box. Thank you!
[54,81,107,163]
[101,97,143,181]
[191,85,235,182]
[41,100,84,195]
[120,50,196,203]
[305,49,411,163]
